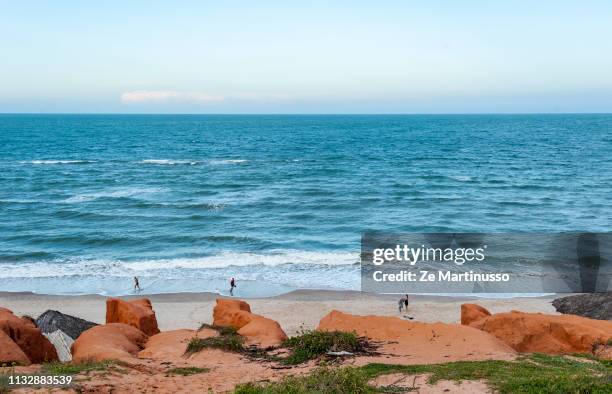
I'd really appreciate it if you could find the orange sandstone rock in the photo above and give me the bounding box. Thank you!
[72,323,148,362]
[106,298,160,336]
[0,307,58,363]
[213,299,253,328]
[0,330,30,366]
[318,310,515,363]
[467,309,612,354]
[213,299,287,348]
[460,303,492,325]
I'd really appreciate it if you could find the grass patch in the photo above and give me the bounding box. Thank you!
[167,367,210,376]
[187,323,245,354]
[199,323,240,337]
[234,366,373,394]
[0,370,11,394]
[41,360,117,375]
[362,353,612,394]
[234,354,612,394]
[186,333,244,354]
[282,330,365,365]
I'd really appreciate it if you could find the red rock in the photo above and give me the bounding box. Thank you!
[317,310,515,363]
[139,328,218,359]
[0,307,58,363]
[466,307,612,354]
[72,323,148,362]
[106,298,160,336]
[213,299,253,328]
[0,330,30,366]
[213,299,288,348]
[460,303,492,325]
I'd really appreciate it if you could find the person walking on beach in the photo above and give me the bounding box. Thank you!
[404,294,409,311]
[398,296,405,313]
[230,277,236,295]
[133,276,141,291]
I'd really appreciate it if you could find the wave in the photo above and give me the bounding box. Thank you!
[448,175,473,182]
[63,187,167,203]
[139,159,248,166]
[140,159,199,165]
[122,251,358,270]
[0,250,359,278]
[22,160,95,165]
[209,159,248,165]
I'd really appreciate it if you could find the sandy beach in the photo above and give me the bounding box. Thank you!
[0,290,559,335]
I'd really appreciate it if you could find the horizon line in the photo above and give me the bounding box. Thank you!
[1,112,612,116]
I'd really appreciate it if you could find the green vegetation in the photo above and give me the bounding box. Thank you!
[41,360,118,375]
[187,323,245,354]
[234,366,372,394]
[0,369,11,394]
[186,333,245,354]
[234,354,612,394]
[199,323,240,337]
[282,330,364,365]
[167,367,210,376]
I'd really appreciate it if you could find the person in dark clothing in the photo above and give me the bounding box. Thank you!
[230,277,236,295]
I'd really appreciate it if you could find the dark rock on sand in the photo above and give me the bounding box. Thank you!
[1,307,58,363]
[35,310,98,340]
[552,293,612,321]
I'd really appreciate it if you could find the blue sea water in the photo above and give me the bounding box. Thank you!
[0,114,611,296]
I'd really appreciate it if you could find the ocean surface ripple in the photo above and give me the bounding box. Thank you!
[1,114,611,296]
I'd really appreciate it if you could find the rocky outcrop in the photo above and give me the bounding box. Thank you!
[72,323,148,362]
[139,328,218,359]
[461,303,491,325]
[213,299,253,327]
[0,330,30,365]
[106,298,160,336]
[139,329,197,359]
[44,330,74,362]
[552,293,612,321]
[462,304,612,355]
[0,307,58,364]
[317,310,515,363]
[213,299,287,348]
[36,310,98,340]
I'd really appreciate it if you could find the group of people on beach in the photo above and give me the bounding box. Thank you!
[132,276,238,295]
[134,277,408,315]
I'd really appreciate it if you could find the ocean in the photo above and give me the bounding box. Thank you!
[1,114,611,296]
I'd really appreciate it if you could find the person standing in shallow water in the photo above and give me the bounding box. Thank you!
[133,276,141,291]
[230,277,236,295]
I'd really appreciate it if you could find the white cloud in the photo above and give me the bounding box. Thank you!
[120,90,224,104]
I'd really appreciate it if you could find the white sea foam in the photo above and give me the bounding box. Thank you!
[122,251,358,270]
[23,160,94,165]
[0,251,358,279]
[209,159,248,165]
[140,159,199,165]
[63,187,167,203]
[449,175,473,182]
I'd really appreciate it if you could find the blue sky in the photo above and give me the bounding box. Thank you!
[1,1,612,113]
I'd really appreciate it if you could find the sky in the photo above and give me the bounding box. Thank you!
[1,1,612,114]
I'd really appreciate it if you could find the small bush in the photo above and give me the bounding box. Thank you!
[167,367,210,376]
[234,366,373,394]
[282,330,363,365]
[186,335,244,354]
